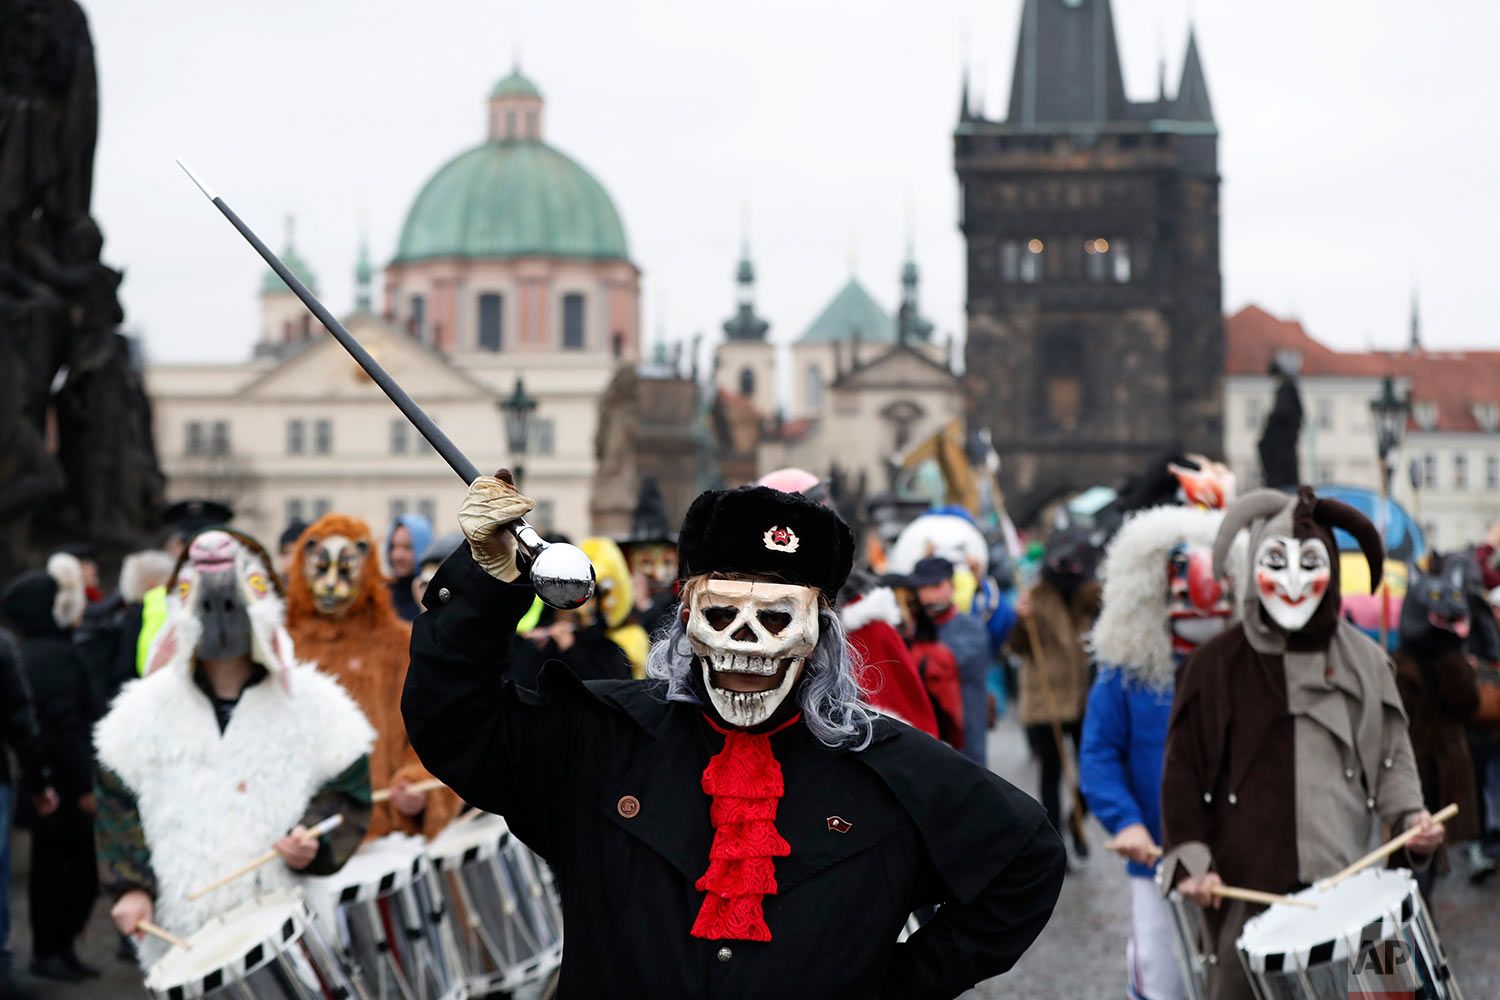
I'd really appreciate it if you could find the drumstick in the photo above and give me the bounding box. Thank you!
[1103,838,1164,859]
[1210,884,1317,910]
[370,778,446,803]
[138,920,192,950]
[1319,802,1459,890]
[187,814,344,901]
[447,806,483,829]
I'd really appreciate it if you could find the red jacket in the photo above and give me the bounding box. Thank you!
[909,640,966,750]
[840,591,940,739]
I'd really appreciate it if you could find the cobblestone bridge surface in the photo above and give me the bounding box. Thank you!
[16,714,1497,999]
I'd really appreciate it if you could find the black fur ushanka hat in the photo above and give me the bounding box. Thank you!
[676,486,854,603]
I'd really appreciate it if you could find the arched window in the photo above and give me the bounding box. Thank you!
[805,365,824,413]
[739,368,755,397]
[477,293,503,351]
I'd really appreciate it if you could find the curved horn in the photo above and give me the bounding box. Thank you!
[1313,497,1384,593]
[1213,489,1290,578]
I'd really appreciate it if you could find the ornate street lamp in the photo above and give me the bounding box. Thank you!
[1368,374,1410,649]
[499,376,538,490]
[1370,375,1410,472]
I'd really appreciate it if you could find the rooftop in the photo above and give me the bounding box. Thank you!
[798,277,895,345]
[1226,305,1500,434]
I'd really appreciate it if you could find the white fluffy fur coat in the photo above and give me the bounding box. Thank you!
[94,593,373,967]
[1088,506,1228,691]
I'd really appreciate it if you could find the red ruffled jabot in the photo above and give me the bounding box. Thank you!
[691,715,799,943]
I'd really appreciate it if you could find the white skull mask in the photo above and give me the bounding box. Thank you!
[1253,534,1332,633]
[685,578,820,728]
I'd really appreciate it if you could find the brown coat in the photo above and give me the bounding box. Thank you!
[1393,647,1480,843]
[1008,580,1100,726]
[1162,625,1425,922]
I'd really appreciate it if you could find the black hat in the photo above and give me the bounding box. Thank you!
[677,486,854,602]
[907,557,954,588]
[58,542,98,562]
[163,499,234,538]
[621,477,677,547]
[278,521,309,549]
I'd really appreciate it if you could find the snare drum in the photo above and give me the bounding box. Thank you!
[1160,889,1208,1000]
[1236,868,1462,1000]
[426,814,563,994]
[304,833,463,1000]
[144,889,355,1000]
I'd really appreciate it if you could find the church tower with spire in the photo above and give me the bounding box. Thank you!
[714,224,777,417]
[956,0,1223,524]
[256,215,324,356]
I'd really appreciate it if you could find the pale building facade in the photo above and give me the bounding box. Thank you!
[1223,305,1500,552]
[147,68,637,554]
[150,312,614,546]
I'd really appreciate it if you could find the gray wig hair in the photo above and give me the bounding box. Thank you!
[646,605,875,750]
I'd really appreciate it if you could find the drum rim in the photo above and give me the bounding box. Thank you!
[310,833,430,901]
[1236,868,1420,972]
[143,889,312,993]
[428,815,511,868]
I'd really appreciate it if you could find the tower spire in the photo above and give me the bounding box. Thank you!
[898,216,932,345]
[1173,26,1214,122]
[355,214,373,313]
[1409,286,1422,353]
[722,210,768,343]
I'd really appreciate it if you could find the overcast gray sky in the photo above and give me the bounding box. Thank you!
[88,0,1500,367]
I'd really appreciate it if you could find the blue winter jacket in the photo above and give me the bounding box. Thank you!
[1078,664,1175,878]
[936,612,993,768]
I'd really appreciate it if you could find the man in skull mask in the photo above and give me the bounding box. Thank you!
[1160,487,1443,1000]
[93,529,374,970]
[403,477,1065,999]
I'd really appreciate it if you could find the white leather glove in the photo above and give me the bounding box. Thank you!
[458,475,535,582]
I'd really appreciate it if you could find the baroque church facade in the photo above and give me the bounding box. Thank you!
[958,0,1224,524]
[710,234,963,498]
[148,70,644,545]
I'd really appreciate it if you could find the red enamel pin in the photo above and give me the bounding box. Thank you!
[826,816,852,834]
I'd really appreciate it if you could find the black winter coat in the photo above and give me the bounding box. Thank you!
[1,575,98,807]
[403,551,1065,1000]
[0,631,51,794]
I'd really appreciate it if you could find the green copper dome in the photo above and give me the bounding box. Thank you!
[394,140,629,263]
[491,71,541,100]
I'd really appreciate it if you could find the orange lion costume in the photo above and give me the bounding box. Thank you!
[285,513,462,840]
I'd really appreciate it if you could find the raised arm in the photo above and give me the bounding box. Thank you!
[401,476,597,855]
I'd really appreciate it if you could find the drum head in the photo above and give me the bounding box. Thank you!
[306,832,425,904]
[427,813,510,869]
[1238,868,1418,971]
[145,890,308,995]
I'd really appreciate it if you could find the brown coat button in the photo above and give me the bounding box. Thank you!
[617,795,640,818]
